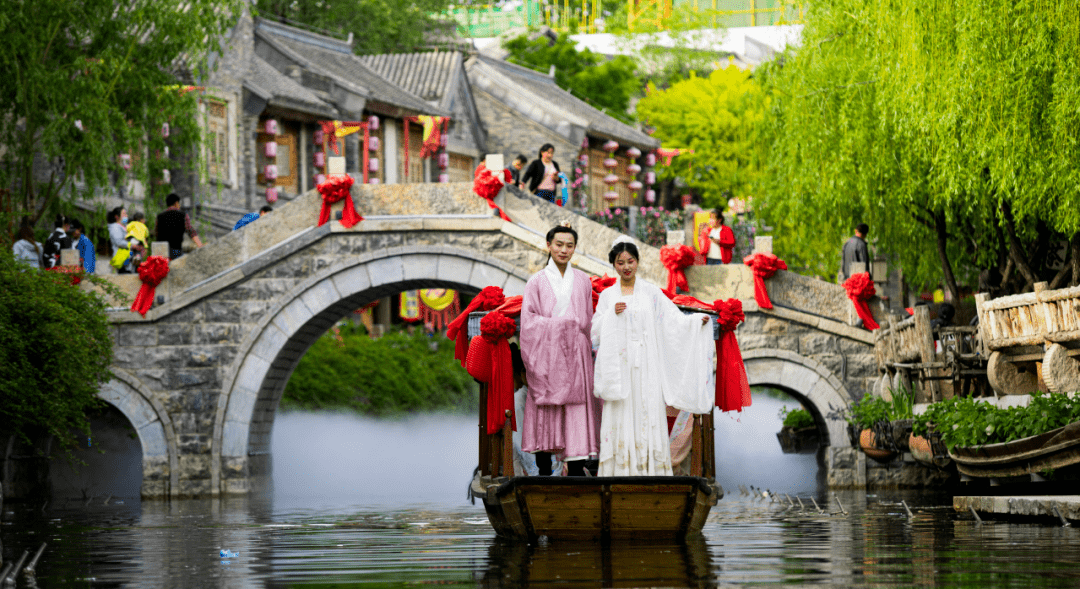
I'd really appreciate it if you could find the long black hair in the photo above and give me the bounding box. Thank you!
[545,224,578,265]
[608,240,639,265]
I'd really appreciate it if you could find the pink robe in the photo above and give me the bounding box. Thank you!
[519,267,600,458]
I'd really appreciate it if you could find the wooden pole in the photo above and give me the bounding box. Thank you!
[479,383,490,476]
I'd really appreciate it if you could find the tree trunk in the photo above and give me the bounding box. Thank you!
[1001,202,1038,291]
[1072,233,1080,287]
[1050,244,1072,289]
[935,212,960,303]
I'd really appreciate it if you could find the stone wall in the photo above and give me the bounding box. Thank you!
[471,88,579,170]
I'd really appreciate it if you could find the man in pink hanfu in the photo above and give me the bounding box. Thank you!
[519,224,600,476]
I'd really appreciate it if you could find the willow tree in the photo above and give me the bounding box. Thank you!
[755,0,1080,297]
[0,0,246,238]
[636,66,765,209]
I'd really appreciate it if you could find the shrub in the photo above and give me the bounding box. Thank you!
[779,406,815,429]
[913,392,1080,450]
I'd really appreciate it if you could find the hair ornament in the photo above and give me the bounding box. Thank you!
[611,234,634,249]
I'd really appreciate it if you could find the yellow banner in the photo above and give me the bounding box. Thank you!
[420,288,455,311]
[400,290,420,321]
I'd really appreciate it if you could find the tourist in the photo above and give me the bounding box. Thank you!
[42,214,72,269]
[519,224,599,476]
[69,218,96,274]
[107,208,132,274]
[506,154,528,189]
[705,209,735,265]
[125,212,150,268]
[12,221,43,269]
[520,144,562,203]
[840,222,871,280]
[233,205,273,231]
[156,193,203,260]
[591,236,715,476]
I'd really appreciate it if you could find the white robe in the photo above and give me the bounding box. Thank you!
[591,280,715,476]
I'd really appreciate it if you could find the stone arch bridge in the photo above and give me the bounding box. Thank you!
[88,184,876,497]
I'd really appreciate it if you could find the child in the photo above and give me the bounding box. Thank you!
[125,212,150,268]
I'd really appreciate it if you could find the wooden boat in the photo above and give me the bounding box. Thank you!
[467,311,723,543]
[948,421,1080,478]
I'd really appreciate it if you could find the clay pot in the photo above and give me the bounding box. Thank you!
[860,428,897,463]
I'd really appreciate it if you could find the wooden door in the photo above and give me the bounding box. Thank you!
[258,123,298,193]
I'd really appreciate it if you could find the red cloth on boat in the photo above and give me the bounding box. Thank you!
[660,244,696,296]
[844,272,880,330]
[481,312,518,434]
[743,252,787,310]
[446,286,505,367]
[316,175,362,228]
[493,295,522,317]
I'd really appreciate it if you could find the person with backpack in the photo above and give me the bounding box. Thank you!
[42,215,72,269]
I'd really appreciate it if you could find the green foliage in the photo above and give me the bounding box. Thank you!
[636,67,765,210]
[0,0,244,237]
[0,253,116,453]
[503,33,641,123]
[845,394,892,431]
[779,406,815,430]
[588,206,685,247]
[255,0,454,55]
[282,324,478,415]
[913,393,1080,450]
[754,0,1080,293]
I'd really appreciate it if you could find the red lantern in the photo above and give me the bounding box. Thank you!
[645,171,656,185]
[314,173,326,185]
[645,152,656,167]
[438,153,449,169]
[603,173,620,186]
[368,115,380,131]
[603,191,619,202]
[603,140,619,152]
[603,157,617,169]
[266,187,278,203]
[628,180,643,192]
[368,136,380,151]
[626,146,642,158]
[368,177,380,185]
[626,163,641,175]
[313,151,325,168]
[264,142,277,158]
[439,173,450,183]
[439,134,448,148]
[645,189,656,203]
[264,119,278,135]
[368,158,379,172]
[313,128,324,144]
[264,164,278,180]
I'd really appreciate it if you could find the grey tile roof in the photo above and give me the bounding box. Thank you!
[477,56,658,149]
[255,19,447,117]
[245,54,338,117]
[357,51,462,107]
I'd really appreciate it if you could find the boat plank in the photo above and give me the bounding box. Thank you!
[524,493,602,510]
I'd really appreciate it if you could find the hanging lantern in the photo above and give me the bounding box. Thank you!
[368,115,380,131]
[626,163,641,175]
[603,157,617,169]
[626,146,641,159]
[313,151,325,168]
[603,191,619,202]
[163,146,169,158]
[438,153,449,169]
[266,187,278,203]
[645,152,656,167]
[603,173,620,186]
[314,173,326,185]
[264,164,278,180]
[368,136,380,151]
[368,177,380,185]
[602,140,619,153]
[264,119,279,135]
[162,169,171,183]
[368,158,379,173]
[313,128,324,144]
[645,171,656,185]
[118,153,132,170]
[627,180,643,192]
[438,173,450,183]
[264,142,277,158]
[645,189,656,204]
[161,122,170,138]
[439,134,448,148]
[579,154,589,165]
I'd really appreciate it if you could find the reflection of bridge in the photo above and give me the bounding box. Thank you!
[95,183,875,497]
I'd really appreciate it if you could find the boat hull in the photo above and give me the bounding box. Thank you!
[473,475,721,542]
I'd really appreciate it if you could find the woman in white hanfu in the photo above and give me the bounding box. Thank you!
[519,225,600,476]
[591,236,716,476]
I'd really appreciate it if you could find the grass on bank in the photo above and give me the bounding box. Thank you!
[281,323,478,416]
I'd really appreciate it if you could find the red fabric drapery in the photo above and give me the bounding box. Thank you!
[493,295,522,317]
[665,293,752,412]
[316,174,363,228]
[466,312,517,434]
[660,244,696,297]
[590,274,617,311]
[131,256,169,316]
[743,252,787,309]
[473,163,512,222]
[843,272,880,330]
[446,286,506,367]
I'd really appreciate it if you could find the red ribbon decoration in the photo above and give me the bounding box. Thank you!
[591,275,617,311]
[665,293,752,412]
[47,265,84,286]
[843,272,880,330]
[743,252,787,310]
[316,174,363,229]
[660,244,697,297]
[493,295,522,317]
[446,286,506,367]
[465,312,518,435]
[131,255,170,316]
[473,163,512,222]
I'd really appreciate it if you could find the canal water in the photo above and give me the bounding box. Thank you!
[5,399,1080,587]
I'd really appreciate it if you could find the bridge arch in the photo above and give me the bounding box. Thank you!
[97,369,180,496]
[211,245,532,493]
[742,348,854,448]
